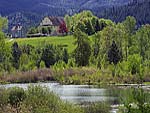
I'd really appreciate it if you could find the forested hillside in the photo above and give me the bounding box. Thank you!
[96,0,150,26]
[0,0,150,26]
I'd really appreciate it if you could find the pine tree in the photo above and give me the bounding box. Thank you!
[41,44,56,68]
[108,41,122,65]
[63,48,69,64]
[11,42,22,69]
[95,19,101,32]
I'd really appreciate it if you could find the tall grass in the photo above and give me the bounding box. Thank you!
[1,66,149,85]
[0,86,110,113]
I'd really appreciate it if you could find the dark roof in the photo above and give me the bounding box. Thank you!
[11,25,23,31]
[48,17,64,26]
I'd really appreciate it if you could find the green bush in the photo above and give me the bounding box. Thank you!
[0,88,9,108]
[8,87,26,107]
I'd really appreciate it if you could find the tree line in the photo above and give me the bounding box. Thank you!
[1,11,150,82]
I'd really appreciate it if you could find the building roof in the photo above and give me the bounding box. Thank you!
[49,17,64,26]
[41,17,65,26]
[11,25,23,31]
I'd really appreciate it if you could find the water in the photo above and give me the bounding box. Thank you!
[1,82,149,113]
[0,82,118,104]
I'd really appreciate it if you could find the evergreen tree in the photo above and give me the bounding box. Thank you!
[11,42,22,69]
[63,48,69,64]
[41,44,56,68]
[95,19,101,32]
[108,41,122,65]
[84,19,95,35]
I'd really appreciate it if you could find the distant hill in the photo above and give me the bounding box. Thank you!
[0,0,131,16]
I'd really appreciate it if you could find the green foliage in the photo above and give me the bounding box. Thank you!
[108,41,122,65]
[65,11,110,35]
[0,86,85,113]
[11,42,22,69]
[0,32,7,63]
[1,12,150,84]
[84,102,110,113]
[0,17,8,31]
[63,48,69,64]
[123,16,136,35]
[0,88,9,108]
[128,54,142,75]
[8,87,26,107]
[67,58,76,68]
[41,44,56,68]
[41,27,49,34]
[74,29,91,66]
[120,88,150,113]
[28,27,39,34]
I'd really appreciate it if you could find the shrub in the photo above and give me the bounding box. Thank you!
[128,54,142,75]
[0,88,9,108]
[8,87,26,107]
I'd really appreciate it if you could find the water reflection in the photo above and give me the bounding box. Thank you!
[0,82,118,104]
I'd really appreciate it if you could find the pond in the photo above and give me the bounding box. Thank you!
[0,82,150,113]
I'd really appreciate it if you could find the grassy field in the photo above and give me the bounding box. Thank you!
[7,35,76,53]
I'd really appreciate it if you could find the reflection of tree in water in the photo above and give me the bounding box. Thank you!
[120,88,150,113]
[105,87,134,105]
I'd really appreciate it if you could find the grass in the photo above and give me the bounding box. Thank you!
[7,35,76,53]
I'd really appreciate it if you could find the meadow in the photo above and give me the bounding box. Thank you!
[7,36,76,53]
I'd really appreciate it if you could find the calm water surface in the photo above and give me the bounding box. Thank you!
[0,82,118,104]
[2,82,145,113]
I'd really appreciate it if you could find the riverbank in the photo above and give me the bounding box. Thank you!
[0,67,150,85]
[1,67,150,85]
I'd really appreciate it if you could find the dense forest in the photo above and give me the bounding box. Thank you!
[96,0,150,26]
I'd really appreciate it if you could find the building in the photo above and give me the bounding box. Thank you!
[39,17,66,35]
[11,25,25,38]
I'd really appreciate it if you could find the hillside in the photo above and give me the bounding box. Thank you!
[0,0,130,15]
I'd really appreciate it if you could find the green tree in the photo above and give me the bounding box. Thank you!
[0,17,8,63]
[0,17,8,31]
[123,16,136,60]
[108,41,122,65]
[41,44,56,68]
[136,25,150,61]
[128,54,142,75]
[63,48,69,64]
[74,29,91,66]
[64,15,72,32]
[94,19,101,32]
[84,18,95,35]
[41,27,49,34]
[0,32,6,63]
[11,42,22,69]
[28,27,38,34]
[0,17,10,72]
